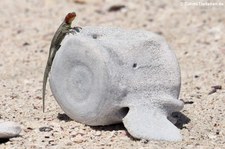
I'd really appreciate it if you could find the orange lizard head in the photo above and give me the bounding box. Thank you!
[65,12,76,24]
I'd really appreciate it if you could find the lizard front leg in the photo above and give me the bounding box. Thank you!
[67,27,82,34]
[72,26,82,32]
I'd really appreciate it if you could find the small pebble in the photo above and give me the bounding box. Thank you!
[194,75,199,78]
[208,133,216,139]
[72,134,84,143]
[216,130,220,135]
[108,5,126,12]
[39,127,53,132]
[208,85,222,95]
[24,127,33,132]
[189,136,195,140]
[140,139,148,144]
[208,88,216,95]
[23,42,30,46]
[211,85,222,90]
[94,131,102,136]
[73,0,86,4]
[184,101,194,104]
[66,141,73,146]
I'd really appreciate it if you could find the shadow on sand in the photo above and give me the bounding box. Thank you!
[172,112,191,129]
[0,138,9,144]
[57,111,190,134]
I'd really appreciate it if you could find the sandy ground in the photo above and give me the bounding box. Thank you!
[0,0,225,148]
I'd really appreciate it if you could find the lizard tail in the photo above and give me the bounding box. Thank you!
[42,64,51,112]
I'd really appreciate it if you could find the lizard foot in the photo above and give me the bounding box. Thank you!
[72,26,82,33]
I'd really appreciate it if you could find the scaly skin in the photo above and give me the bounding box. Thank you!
[42,12,81,112]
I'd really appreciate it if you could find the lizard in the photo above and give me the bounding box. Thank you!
[42,12,81,112]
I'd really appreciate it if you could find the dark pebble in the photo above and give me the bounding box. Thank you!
[216,130,220,135]
[108,5,126,12]
[39,127,53,132]
[208,85,222,95]
[57,113,72,121]
[194,75,199,78]
[23,42,30,46]
[196,87,201,90]
[184,101,194,104]
[211,85,222,90]
[208,88,216,95]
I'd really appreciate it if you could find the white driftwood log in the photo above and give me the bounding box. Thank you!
[49,26,184,141]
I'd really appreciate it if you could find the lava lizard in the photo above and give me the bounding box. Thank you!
[42,12,81,112]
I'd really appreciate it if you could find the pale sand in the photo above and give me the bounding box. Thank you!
[0,0,224,148]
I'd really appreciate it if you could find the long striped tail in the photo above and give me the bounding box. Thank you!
[42,63,51,112]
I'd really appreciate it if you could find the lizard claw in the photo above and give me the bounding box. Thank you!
[69,27,82,35]
[73,27,82,33]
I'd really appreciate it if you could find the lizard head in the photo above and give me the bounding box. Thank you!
[65,12,76,24]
